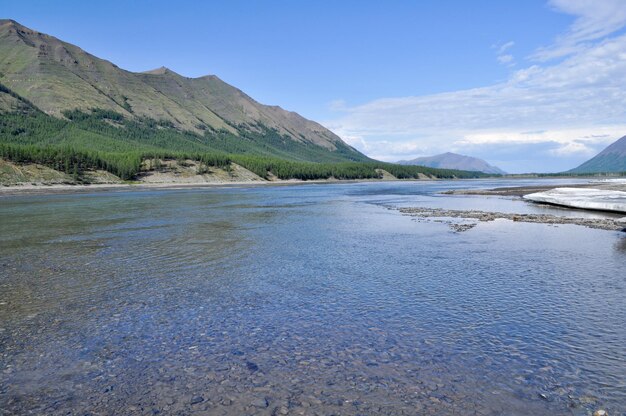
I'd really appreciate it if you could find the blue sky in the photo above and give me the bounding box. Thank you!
[5,0,626,172]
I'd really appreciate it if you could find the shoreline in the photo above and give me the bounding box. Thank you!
[3,176,626,202]
[442,180,626,215]
[441,180,626,197]
[0,177,416,197]
[0,180,323,197]
[397,206,626,232]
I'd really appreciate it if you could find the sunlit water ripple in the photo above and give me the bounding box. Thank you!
[0,179,624,415]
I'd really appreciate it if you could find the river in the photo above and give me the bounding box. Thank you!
[1,179,624,415]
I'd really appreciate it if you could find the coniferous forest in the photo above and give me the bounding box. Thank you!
[0,76,493,182]
[0,104,489,181]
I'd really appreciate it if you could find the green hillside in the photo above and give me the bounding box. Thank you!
[0,104,486,181]
[0,20,489,182]
[0,19,359,153]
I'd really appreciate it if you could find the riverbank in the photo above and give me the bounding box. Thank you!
[0,178,345,196]
[397,206,626,232]
[2,177,625,199]
[0,158,437,196]
[441,179,626,215]
[524,187,626,214]
[420,179,626,229]
[441,179,626,197]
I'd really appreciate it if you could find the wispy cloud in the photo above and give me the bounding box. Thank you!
[498,41,515,54]
[534,0,626,60]
[495,41,516,66]
[325,0,626,172]
[497,54,514,65]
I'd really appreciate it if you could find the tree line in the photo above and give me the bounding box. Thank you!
[0,108,489,181]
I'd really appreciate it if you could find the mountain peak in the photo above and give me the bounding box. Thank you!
[570,135,626,173]
[0,19,365,160]
[0,19,38,34]
[398,152,506,174]
[0,19,58,51]
[601,135,626,154]
[141,66,176,75]
[0,19,20,27]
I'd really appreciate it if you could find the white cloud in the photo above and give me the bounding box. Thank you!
[533,0,626,60]
[549,141,595,156]
[339,133,368,150]
[495,41,516,66]
[457,127,625,147]
[497,54,514,65]
[325,0,626,172]
[498,41,515,54]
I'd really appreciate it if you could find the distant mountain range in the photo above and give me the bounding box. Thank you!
[0,19,366,163]
[569,135,626,173]
[397,152,506,174]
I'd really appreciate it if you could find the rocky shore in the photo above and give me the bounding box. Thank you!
[441,179,626,197]
[397,207,626,232]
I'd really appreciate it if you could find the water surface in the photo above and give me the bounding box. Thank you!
[1,180,624,415]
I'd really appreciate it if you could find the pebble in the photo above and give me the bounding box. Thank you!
[2,218,623,416]
[398,206,626,231]
[246,361,259,372]
[251,397,268,408]
[190,396,204,405]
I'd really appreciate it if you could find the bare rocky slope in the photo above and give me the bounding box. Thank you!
[0,19,361,155]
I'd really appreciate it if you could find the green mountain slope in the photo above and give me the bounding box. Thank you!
[0,19,362,158]
[0,83,32,113]
[0,20,490,183]
[569,136,626,173]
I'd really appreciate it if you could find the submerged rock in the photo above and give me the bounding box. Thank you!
[190,396,204,405]
[246,361,259,372]
[251,397,268,408]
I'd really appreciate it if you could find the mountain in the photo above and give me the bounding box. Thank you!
[397,152,506,174]
[0,20,489,183]
[0,19,365,161]
[569,136,626,173]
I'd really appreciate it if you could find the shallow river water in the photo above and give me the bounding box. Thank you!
[1,179,625,415]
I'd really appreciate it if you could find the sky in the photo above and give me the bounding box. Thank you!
[4,0,626,172]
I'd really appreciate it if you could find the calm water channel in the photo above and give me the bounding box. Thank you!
[1,179,624,415]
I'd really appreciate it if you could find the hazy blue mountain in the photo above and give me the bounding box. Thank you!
[398,152,506,174]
